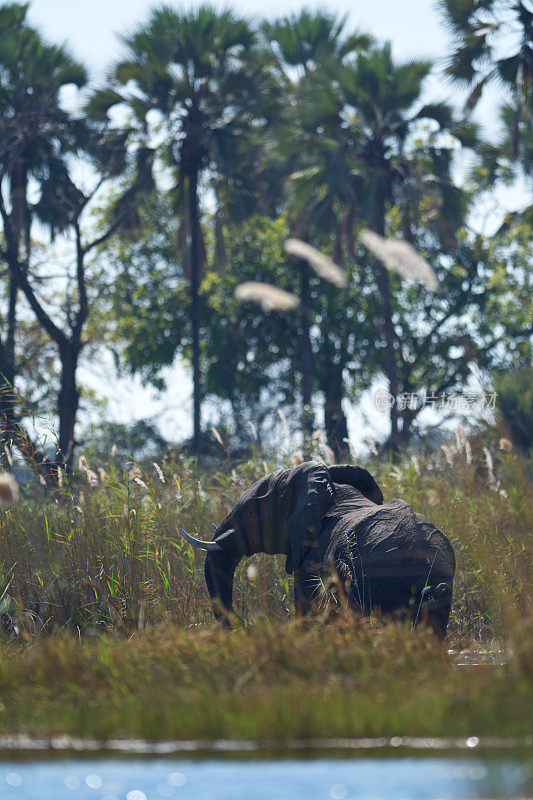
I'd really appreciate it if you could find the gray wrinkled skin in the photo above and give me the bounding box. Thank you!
[197,461,455,637]
[317,484,455,637]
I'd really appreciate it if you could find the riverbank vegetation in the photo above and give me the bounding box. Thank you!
[0,0,531,746]
[1,623,532,742]
[0,428,531,741]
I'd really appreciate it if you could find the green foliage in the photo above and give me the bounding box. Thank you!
[203,215,300,435]
[0,2,530,464]
[387,220,532,422]
[438,0,532,179]
[0,3,87,178]
[494,367,533,453]
[103,192,188,385]
[264,9,372,69]
[82,419,169,463]
[89,4,273,186]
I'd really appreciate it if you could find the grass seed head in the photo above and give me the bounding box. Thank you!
[364,435,378,456]
[0,472,19,504]
[285,238,347,287]
[360,229,439,291]
[235,282,299,312]
[85,470,99,487]
[153,462,165,483]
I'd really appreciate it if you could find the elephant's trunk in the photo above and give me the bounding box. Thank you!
[180,526,257,620]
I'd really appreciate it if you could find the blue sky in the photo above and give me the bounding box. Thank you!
[28,0,489,134]
[21,1,528,449]
[29,0,449,67]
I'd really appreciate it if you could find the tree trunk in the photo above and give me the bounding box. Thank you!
[214,204,227,271]
[188,169,202,454]
[6,271,17,380]
[1,173,22,452]
[299,257,314,435]
[373,200,400,455]
[344,206,357,262]
[57,343,80,469]
[0,268,18,433]
[323,365,350,461]
[333,222,343,265]
[0,339,55,481]
[0,193,56,481]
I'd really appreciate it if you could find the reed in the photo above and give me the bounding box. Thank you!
[0,431,530,649]
[0,431,531,741]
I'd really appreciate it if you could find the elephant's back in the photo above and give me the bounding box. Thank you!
[220,469,285,552]
[323,496,455,582]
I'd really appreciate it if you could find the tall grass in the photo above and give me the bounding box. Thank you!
[0,430,531,742]
[0,430,531,653]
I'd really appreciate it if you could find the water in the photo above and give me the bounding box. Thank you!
[1,755,532,800]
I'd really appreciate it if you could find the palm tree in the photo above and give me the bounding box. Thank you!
[0,2,87,473]
[327,44,473,451]
[264,9,370,74]
[264,11,371,437]
[439,0,532,162]
[90,5,270,453]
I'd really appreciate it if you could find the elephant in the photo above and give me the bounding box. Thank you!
[179,461,455,637]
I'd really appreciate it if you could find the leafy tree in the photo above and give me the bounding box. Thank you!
[0,2,154,471]
[494,366,533,453]
[375,219,532,446]
[0,2,86,473]
[12,126,147,469]
[204,215,381,453]
[439,0,532,163]
[104,199,298,446]
[103,192,187,389]
[81,418,169,464]
[203,215,301,443]
[321,43,476,451]
[89,5,273,453]
[263,11,371,437]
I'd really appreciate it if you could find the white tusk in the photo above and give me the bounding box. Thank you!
[179,528,222,551]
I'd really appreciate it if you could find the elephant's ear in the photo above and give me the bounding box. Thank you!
[328,465,384,505]
[285,465,337,574]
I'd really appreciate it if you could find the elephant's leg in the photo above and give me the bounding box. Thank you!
[293,570,318,616]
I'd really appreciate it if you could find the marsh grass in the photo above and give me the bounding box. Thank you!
[0,432,531,741]
[0,623,532,741]
[0,434,530,643]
